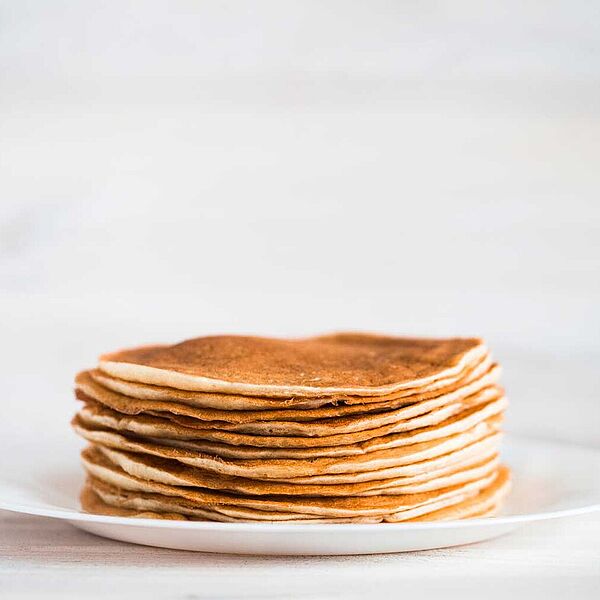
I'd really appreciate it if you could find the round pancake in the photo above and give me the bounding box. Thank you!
[81,448,501,518]
[81,469,511,522]
[90,443,501,497]
[73,387,505,449]
[74,381,502,437]
[77,361,499,421]
[75,416,502,480]
[90,352,493,410]
[98,333,487,397]
[75,397,506,458]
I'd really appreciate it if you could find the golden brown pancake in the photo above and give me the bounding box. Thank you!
[88,443,501,497]
[75,399,505,459]
[81,446,505,519]
[76,377,502,437]
[98,333,486,397]
[90,351,493,409]
[81,468,510,522]
[78,361,499,419]
[76,424,502,481]
[73,393,506,451]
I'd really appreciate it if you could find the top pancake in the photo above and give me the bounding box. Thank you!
[99,333,486,398]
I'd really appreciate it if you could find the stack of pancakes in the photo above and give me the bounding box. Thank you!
[72,333,511,523]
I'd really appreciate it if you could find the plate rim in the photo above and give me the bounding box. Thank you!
[1,434,599,532]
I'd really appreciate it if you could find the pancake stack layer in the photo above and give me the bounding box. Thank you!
[72,333,511,523]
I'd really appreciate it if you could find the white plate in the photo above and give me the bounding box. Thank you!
[0,435,598,555]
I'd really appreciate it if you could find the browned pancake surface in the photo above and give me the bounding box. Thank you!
[100,333,483,390]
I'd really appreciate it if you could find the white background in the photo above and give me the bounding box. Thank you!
[0,1,599,598]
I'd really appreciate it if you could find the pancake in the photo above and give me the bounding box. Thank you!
[74,390,506,449]
[90,443,501,497]
[76,375,502,437]
[82,446,503,518]
[75,399,505,459]
[90,352,494,410]
[81,468,510,522]
[76,416,501,480]
[78,361,499,420]
[98,333,487,397]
